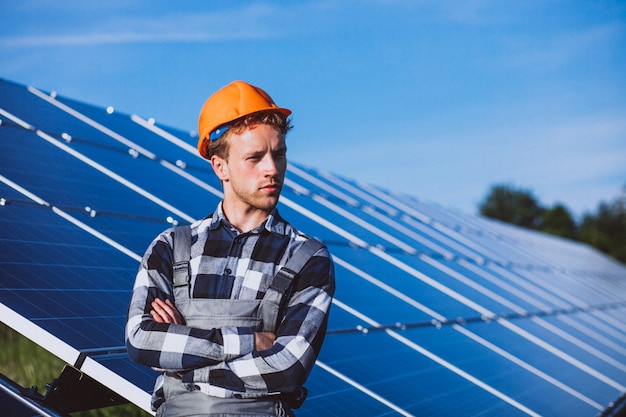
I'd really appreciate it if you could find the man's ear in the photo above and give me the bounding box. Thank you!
[210,155,229,182]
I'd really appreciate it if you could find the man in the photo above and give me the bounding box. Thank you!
[126,80,335,417]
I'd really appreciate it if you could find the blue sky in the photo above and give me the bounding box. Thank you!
[1,1,625,218]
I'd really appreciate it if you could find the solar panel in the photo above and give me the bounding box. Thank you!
[1,78,625,416]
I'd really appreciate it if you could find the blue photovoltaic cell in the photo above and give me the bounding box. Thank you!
[1,78,626,416]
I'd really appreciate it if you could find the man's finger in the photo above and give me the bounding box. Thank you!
[164,299,183,324]
[150,299,183,324]
[150,308,166,323]
[150,300,171,322]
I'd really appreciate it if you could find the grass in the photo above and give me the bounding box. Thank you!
[0,322,151,417]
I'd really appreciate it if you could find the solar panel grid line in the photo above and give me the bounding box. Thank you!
[20,95,225,210]
[315,169,400,216]
[0,106,197,226]
[23,88,224,212]
[430,221,506,265]
[370,247,494,317]
[565,309,626,345]
[512,266,624,326]
[459,259,626,357]
[278,196,370,248]
[368,246,626,393]
[0,107,36,133]
[130,114,198,156]
[331,254,607,411]
[332,299,543,417]
[464,219,570,270]
[31,128,196,224]
[495,319,625,392]
[275,169,626,395]
[419,255,529,314]
[556,315,626,357]
[361,205,455,259]
[355,181,433,224]
[158,158,224,199]
[286,164,360,208]
[581,312,626,343]
[0,173,50,208]
[349,183,508,265]
[429,210,524,250]
[399,214,487,264]
[50,205,142,264]
[310,193,418,254]
[27,86,158,161]
[451,324,605,410]
[458,259,553,311]
[355,181,432,224]
[488,263,626,346]
[283,177,313,197]
[314,360,415,417]
[281,178,441,257]
[486,263,580,310]
[527,316,626,372]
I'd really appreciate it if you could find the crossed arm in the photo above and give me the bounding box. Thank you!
[126,232,335,395]
[150,298,276,351]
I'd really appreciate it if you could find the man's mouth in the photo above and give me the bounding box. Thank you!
[262,183,281,193]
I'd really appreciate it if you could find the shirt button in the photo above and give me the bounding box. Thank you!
[225,268,232,275]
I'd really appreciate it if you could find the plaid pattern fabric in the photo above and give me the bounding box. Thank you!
[126,203,335,405]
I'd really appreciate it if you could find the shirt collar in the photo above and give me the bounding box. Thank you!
[208,201,286,235]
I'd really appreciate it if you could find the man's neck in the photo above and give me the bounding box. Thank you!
[221,201,272,233]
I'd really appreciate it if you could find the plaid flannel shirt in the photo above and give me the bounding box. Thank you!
[126,203,335,405]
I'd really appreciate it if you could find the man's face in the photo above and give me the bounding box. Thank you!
[213,124,287,216]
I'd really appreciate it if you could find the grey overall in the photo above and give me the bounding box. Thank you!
[156,225,321,417]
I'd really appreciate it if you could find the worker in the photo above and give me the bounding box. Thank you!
[126,80,335,417]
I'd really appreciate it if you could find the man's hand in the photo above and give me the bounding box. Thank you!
[150,298,183,324]
[254,332,276,351]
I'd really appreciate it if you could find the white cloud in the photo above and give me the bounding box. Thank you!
[0,4,290,47]
[494,21,624,72]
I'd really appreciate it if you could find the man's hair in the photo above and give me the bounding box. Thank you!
[206,111,293,160]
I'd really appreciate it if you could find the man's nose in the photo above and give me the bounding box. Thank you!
[260,154,279,175]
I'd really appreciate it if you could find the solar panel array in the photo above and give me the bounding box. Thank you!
[1,78,625,417]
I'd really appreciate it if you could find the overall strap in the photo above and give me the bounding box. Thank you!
[172,225,192,289]
[258,238,324,332]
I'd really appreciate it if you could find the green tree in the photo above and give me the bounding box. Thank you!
[479,184,543,229]
[479,183,626,264]
[540,203,576,239]
[578,188,626,263]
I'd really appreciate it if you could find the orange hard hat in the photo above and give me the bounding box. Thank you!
[197,80,292,159]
